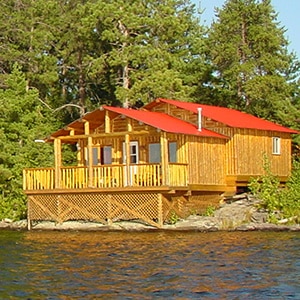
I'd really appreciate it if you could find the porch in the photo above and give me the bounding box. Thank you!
[23,163,188,191]
[23,163,193,229]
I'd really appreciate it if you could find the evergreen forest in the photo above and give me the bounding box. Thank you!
[0,0,299,221]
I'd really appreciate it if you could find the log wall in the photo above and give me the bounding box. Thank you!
[212,128,292,177]
[152,102,293,178]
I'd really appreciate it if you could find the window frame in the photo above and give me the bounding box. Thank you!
[272,137,281,155]
[123,141,139,164]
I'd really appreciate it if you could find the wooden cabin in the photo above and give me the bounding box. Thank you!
[23,98,298,229]
[145,98,298,189]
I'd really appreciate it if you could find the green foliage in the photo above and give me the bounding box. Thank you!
[0,0,206,114]
[204,0,300,130]
[249,156,300,224]
[169,211,180,224]
[203,205,216,217]
[277,160,300,223]
[0,65,57,220]
[0,0,299,221]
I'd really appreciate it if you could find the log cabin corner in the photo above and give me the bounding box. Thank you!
[23,98,298,229]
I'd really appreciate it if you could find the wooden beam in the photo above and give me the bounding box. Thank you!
[127,118,132,132]
[24,186,172,195]
[158,194,163,227]
[50,130,151,141]
[105,110,111,133]
[125,134,130,186]
[84,121,90,135]
[77,140,84,166]
[54,138,61,188]
[188,184,228,192]
[160,131,168,185]
[87,136,93,187]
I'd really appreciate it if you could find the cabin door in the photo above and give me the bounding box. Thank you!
[123,141,139,186]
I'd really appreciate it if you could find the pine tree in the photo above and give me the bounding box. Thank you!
[0,65,57,220]
[1,0,205,111]
[204,0,300,128]
[89,0,205,107]
[0,0,59,96]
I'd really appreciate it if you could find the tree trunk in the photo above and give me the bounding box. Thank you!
[118,20,130,108]
[78,49,86,109]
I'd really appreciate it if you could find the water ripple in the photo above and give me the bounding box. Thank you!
[0,231,299,299]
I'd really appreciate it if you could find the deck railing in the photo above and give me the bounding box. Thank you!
[23,168,55,190]
[23,163,188,191]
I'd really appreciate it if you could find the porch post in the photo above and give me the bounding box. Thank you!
[160,131,169,185]
[84,120,94,188]
[125,133,131,186]
[87,136,93,187]
[54,138,62,188]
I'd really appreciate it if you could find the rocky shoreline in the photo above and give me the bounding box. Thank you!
[1,194,299,232]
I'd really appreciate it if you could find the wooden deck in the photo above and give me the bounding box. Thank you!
[23,163,188,191]
[23,163,227,229]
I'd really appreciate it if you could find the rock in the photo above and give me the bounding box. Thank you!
[251,211,268,223]
[3,218,13,223]
[213,198,256,230]
[167,216,220,231]
[236,222,300,232]
[10,219,28,229]
[0,221,11,229]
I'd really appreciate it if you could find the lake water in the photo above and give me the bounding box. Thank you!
[0,230,299,299]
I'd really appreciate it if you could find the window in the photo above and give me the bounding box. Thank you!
[148,142,177,163]
[101,146,112,164]
[272,137,281,155]
[169,142,177,163]
[86,146,112,166]
[92,147,99,165]
[149,143,161,163]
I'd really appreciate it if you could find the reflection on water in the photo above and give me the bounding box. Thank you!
[0,230,299,299]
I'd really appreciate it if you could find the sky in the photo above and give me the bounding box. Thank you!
[192,0,300,59]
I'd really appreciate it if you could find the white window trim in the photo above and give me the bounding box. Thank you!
[272,137,281,155]
[122,141,139,164]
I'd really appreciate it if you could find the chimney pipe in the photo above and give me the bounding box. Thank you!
[198,107,202,131]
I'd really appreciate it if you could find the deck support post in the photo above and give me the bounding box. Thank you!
[158,194,163,227]
[107,194,113,225]
[27,197,31,230]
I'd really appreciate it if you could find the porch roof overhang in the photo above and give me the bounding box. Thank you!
[46,105,228,143]
[103,106,228,139]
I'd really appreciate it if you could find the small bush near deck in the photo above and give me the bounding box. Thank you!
[249,156,300,224]
[203,205,216,217]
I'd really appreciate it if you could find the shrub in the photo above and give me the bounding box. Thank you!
[203,205,216,217]
[248,156,300,224]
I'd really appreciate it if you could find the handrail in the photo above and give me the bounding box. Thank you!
[23,163,188,190]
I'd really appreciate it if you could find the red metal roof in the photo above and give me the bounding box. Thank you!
[146,98,299,134]
[103,106,227,139]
